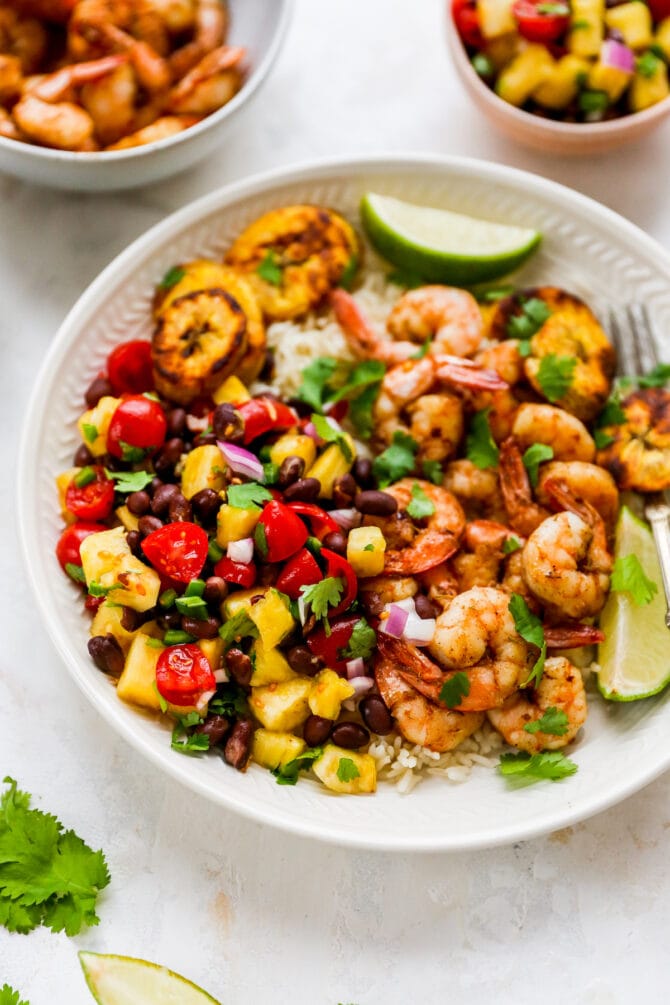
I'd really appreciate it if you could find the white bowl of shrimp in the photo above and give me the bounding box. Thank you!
[18,154,670,851]
[0,0,292,191]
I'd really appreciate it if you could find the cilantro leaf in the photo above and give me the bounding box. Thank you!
[535,354,576,403]
[506,297,551,341]
[478,284,515,303]
[594,429,616,450]
[218,610,259,648]
[311,414,353,462]
[209,682,249,719]
[336,757,361,783]
[498,751,577,784]
[0,985,29,1005]
[639,362,670,388]
[256,249,283,286]
[466,409,499,470]
[523,706,569,736]
[158,265,185,291]
[339,618,376,661]
[330,359,386,404]
[273,747,324,785]
[227,482,272,511]
[348,382,381,438]
[119,441,147,464]
[636,51,661,78]
[65,562,86,583]
[421,459,443,485]
[296,357,339,411]
[104,469,154,494]
[82,423,98,444]
[300,577,344,620]
[296,357,384,438]
[372,430,418,487]
[439,672,470,709]
[409,338,431,360]
[339,254,359,291]
[171,715,209,756]
[611,554,658,606]
[502,535,522,555]
[406,482,435,519]
[254,521,268,558]
[508,593,546,686]
[522,443,554,488]
[597,396,626,427]
[0,777,110,937]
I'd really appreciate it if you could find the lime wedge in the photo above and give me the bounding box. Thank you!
[360,192,541,285]
[597,506,669,701]
[79,952,221,1005]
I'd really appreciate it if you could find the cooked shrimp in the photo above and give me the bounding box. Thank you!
[487,656,587,753]
[359,574,417,616]
[522,480,612,620]
[404,392,464,463]
[374,644,484,752]
[77,19,170,91]
[365,478,465,575]
[0,105,22,138]
[386,286,484,358]
[12,92,95,148]
[0,54,22,105]
[28,53,127,102]
[498,436,550,537]
[451,519,516,592]
[536,460,619,533]
[149,0,198,34]
[169,0,227,78]
[13,0,77,22]
[417,562,459,612]
[105,112,197,147]
[596,386,670,492]
[166,43,243,114]
[0,6,47,72]
[80,60,137,144]
[511,403,596,462]
[443,458,507,523]
[469,339,525,441]
[543,624,604,648]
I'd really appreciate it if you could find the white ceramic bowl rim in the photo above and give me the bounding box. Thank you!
[18,153,670,852]
[0,0,293,163]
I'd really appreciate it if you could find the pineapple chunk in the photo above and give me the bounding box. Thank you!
[656,17,670,60]
[77,396,120,457]
[605,2,652,50]
[312,744,377,795]
[484,32,519,70]
[308,670,355,720]
[212,374,251,405]
[216,503,259,547]
[305,436,356,498]
[248,589,295,648]
[252,728,306,770]
[269,432,316,470]
[222,587,267,619]
[90,602,138,655]
[249,640,297,686]
[629,57,669,110]
[56,467,79,525]
[115,504,140,532]
[534,54,591,108]
[180,444,226,500]
[477,0,516,39]
[346,526,386,577]
[198,637,224,673]
[568,0,605,58]
[116,634,164,710]
[79,526,161,612]
[495,45,554,106]
[587,59,632,101]
[250,678,312,732]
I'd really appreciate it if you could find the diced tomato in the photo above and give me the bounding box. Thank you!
[320,547,358,617]
[306,614,360,674]
[648,0,670,21]
[512,0,569,43]
[256,500,308,563]
[56,521,107,571]
[286,502,340,540]
[275,548,322,599]
[452,0,484,48]
[106,394,167,460]
[84,594,105,612]
[155,643,216,706]
[237,397,297,443]
[107,340,154,395]
[141,522,208,583]
[65,466,115,521]
[214,556,257,588]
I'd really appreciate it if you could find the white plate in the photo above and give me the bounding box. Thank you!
[18,155,670,851]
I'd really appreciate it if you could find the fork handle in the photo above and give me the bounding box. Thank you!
[646,506,670,629]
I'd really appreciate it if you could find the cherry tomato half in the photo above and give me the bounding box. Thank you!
[155,643,216,706]
[65,466,115,521]
[106,394,167,460]
[512,0,569,43]
[107,340,154,396]
[141,522,208,583]
[56,522,107,571]
[452,0,484,48]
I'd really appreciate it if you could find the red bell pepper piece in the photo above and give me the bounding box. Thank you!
[214,556,257,588]
[307,614,360,673]
[320,547,357,617]
[237,397,297,444]
[256,500,308,563]
[275,548,322,599]
[286,502,340,540]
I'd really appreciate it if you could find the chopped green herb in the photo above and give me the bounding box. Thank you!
[524,706,569,736]
[218,610,259,648]
[0,984,29,1005]
[421,459,443,484]
[272,747,323,785]
[639,362,670,388]
[151,680,168,713]
[348,382,380,438]
[439,672,470,709]
[372,430,418,487]
[87,580,119,598]
[296,357,384,439]
[636,51,661,78]
[336,757,361,783]
[596,394,626,430]
[227,482,272,511]
[159,588,177,608]
[263,461,280,484]
[330,359,386,405]
[163,629,197,645]
[254,520,268,558]
[536,1,568,12]
[185,579,205,597]
[296,357,339,411]
[409,338,431,360]
[144,637,164,650]
[104,469,154,494]
[509,593,546,687]
[65,562,86,584]
[300,577,344,620]
[175,595,208,620]
[119,441,147,464]
[570,18,590,29]
[611,554,658,606]
[158,265,185,291]
[170,714,208,756]
[498,750,577,783]
[502,536,522,555]
[518,340,533,358]
[256,249,283,286]
[311,413,353,462]
[578,89,609,113]
[208,539,224,563]
[339,254,359,291]
[339,618,376,661]
[506,297,551,341]
[479,284,515,302]
[73,466,96,488]
[594,429,616,449]
[522,443,554,488]
[82,422,98,444]
[471,52,494,78]
[363,543,374,552]
[209,682,249,718]
[536,354,576,402]
[406,482,436,520]
[466,409,499,470]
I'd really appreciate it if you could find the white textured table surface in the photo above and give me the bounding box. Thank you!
[2,1,670,1002]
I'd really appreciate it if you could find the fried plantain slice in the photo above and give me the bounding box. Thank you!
[596,386,670,492]
[224,204,360,321]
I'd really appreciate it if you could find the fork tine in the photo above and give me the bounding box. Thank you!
[609,308,639,378]
[629,303,660,372]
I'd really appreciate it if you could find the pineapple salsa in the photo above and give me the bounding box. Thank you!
[452,0,670,120]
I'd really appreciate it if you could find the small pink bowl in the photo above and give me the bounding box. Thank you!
[446,14,670,154]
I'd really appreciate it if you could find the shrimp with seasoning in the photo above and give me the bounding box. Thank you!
[417,562,459,613]
[359,574,418,617]
[374,644,484,753]
[450,519,517,592]
[596,386,670,492]
[498,436,550,537]
[168,0,227,78]
[443,458,507,523]
[511,403,596,462]
[487,656,587,753]
[467,338,525,442]
[536,460,619,534]
[166,43,244,115]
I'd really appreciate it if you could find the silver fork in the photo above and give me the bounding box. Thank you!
[609,305,670,628]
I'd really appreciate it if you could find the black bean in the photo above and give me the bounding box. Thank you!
[88,634,124,676]
[259,348,275,382]
[120,607,141,632]
[257,562,280,587]
[103,455,123,472]
[191,488,220,523]
[149,476,164,495]
[226,647,253,686]
[195,714,231,747]
[85,375,113,409]
[286,645,324,676]
[126,530,141,555]
[182,614,220,639]
[355,489,397,516]
[212,402,244,443]
[333,473,357,507]
[303,714,333,747]
[151,483,180,515]
[283,477,321,502]
[158,609,182,630]
[277,455,305,489]
[169,493,192,522]
[414,594,438,620]
[127,490,151,515]
[153,437,184,476]
[203,576,228,604]
[322,531,347,555]
[224,718,254,770]
[138,514,163,537]
[352,457,374,488]
[167,407,187,436]
[73,444,93,466]
[360,695,394,735]
[193,432,217,447]
[330,721,370,749]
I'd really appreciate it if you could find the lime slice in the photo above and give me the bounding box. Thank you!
[360,192,541,285]
[79,952,221,1005]
[597,506,669,701]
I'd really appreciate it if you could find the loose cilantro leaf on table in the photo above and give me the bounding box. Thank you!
[300,577,344,620]
[226,482,272,510]
[535,354,576,402]
[372,430,418,487]
[611,554,658,606]
[522,443,554,488]
[336,758,361,783]
[0,778,110,936]
[523,706,569,736]
[273,748,324,786]
[498,751,577,784]
[0,985,29,1005]
[406,482,435,519]
[311,414,353,462]
[508,593,546,687]
[104,469,154,494]
[439,672,470,709]
[639,362,670,388]
[465,409,499,470]
[256,250,283,286]
[340,618,376,661]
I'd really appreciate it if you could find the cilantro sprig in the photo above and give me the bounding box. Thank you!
[639,362,670,388]
[611,554,658,606]
[523,706,569,736]
[226,482,272,511]
[273,748,324,785]
[522,443,554,488]
[339,618,376,661]
[311,414,353,462]
[296,357,385,438]
[465,409,499,470]
[535,354,576,403]
[439,672,470,709]
[336,758,360,783]
[506,297,551,342]
[170,713,209,756]
[372,430,418,487]
[508,593,546,687]
[104,468,154,494]
[498,751,577,784]
[502,536,522,555]
[158,265,185,291]
[300,577,344,621]
[406,482,435,520]
[218,610,259,649]
[421,459,443,484]
[256,249,283,286]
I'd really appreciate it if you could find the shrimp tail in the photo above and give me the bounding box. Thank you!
[377,635,445,704]
[544,623,605,647]
[435,355,509,391]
